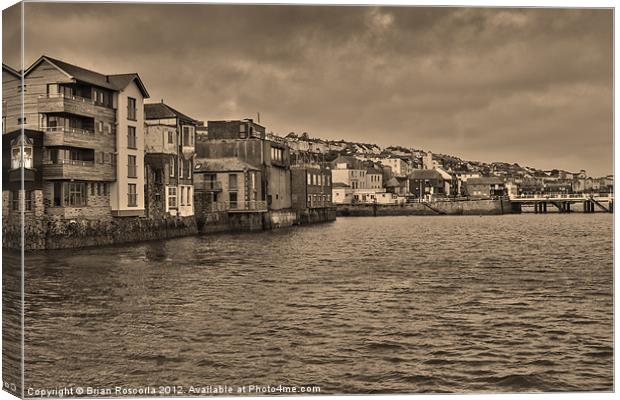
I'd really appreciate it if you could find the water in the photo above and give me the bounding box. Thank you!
[4,214,613,394]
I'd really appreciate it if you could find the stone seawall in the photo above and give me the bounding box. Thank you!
[296,207,337,225]
[337,199,511,217]
[198,207,336,234]
[3,216,197,251]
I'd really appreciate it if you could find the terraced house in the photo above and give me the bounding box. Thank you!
[144,101,197,218]
[2,55,149,221]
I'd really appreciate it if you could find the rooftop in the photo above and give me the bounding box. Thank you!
[466,177,504,185]
[194,157,258,173]
[24,55,149,97]
[408,169,443,180]
[145,101,197,123]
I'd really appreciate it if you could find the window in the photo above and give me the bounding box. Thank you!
[9,191,32,212]
[182,126,194,146]
[271,146,284,162]
[169,157,176,177]
[229,192,238,209]
[17,84,27,93]
[182,159,190,178]
[11,138,33,169]
[128,155,137,178]
[47,83,59,96]
[64,182,86,207]
[239,123,247,139]
[168,187,177,208]
[17,117,26,125]
[10,191,18,211]
[307,173,312,185]
[128,184,137,207]
[128,126,137,149]
[180,187,185,206]
[127,97,137,120]
[229,174,238,190]
[168,131,174,144]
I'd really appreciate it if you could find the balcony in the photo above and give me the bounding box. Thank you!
[42,159,115,181]
[38,94,115,119]
[43,126,98,147]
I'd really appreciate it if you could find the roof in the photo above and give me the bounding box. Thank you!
[332,182,351,188]
[25,55,149,97]
[366,167,383,174]
[145,102,197,123]
[385,177,400,187]
[2,63,20,78]
[194,157,258,173]
[466,177,504,185]
[408,169,443,180]
[107,73,150,98]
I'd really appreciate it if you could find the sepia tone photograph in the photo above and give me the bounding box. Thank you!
[1,1,614,398]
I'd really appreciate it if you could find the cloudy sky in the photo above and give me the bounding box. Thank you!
[3,4,613,176]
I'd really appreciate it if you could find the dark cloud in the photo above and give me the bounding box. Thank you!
[3,4,613,175]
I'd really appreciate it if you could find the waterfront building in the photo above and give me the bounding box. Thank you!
[453,172,482,196]
[464,177,507,199]
[331,155,367,190]
[2,56,150,222]
[408,169,445,200]
[193,157,264,212]
[365,166,383,190]
[290,163,333,210]
[144,101,198,218]
[196,119,292,210]
[331,182,353,205]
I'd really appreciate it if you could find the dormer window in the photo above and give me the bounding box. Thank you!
[11,136,33,169]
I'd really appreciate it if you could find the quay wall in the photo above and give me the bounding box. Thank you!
[337,199,511,217]
[3,216,197,251]
[296,207,337,225]
[198,207,336,234]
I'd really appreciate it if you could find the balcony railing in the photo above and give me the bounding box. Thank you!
[38,94,116,118]
[43,159,94,167]
[41,92,95,104]
[42,158,115,181]
[43,126,95,136]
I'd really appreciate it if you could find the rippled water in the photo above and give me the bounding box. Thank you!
[4,214,614,394]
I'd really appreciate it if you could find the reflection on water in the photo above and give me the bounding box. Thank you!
[4,214,613,394]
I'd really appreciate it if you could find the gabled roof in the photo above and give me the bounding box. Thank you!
[25,55,149,97]
[194,157,258,173]
[145,102,197,123]
[385,177,400,187]
[2,63,20,78]
[408,169,443,180]
[108,73,150,98]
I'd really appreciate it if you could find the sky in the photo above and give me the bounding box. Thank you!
[2,3,613,176]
